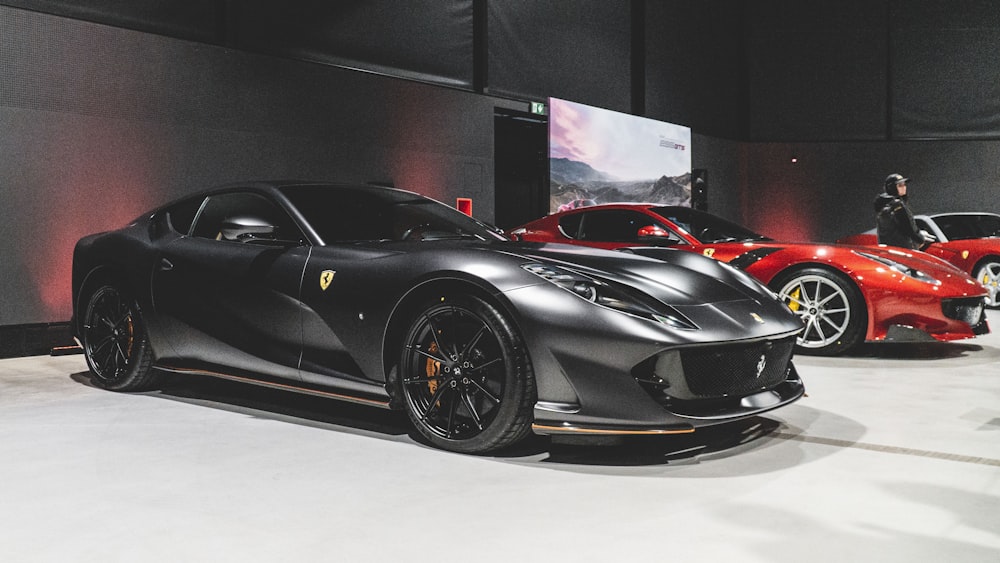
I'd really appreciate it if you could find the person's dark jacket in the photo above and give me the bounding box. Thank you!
[874,192,926,250]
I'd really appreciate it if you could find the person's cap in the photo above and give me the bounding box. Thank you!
[884,173,908,190]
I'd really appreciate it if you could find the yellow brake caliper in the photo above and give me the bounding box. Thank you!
[787,287,802,312]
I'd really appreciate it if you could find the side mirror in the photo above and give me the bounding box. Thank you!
[637,225,678,246]
[220,215,277,242]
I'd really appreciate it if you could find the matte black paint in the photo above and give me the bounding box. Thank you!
[72,181,805,435]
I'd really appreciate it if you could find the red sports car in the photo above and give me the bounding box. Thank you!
[512,204,989,355]
[838,212,1000,308]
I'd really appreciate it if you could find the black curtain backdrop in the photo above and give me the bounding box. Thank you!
[891,0,1000,139]
[234,0,475,88]
[644,0,745,140]
[745,0,888,142]
[487,0,632,112]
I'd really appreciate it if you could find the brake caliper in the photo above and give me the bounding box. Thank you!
[425,341,441,394]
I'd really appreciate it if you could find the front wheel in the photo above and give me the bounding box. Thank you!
[772,268,866,355]
[973,260,1000,308]
[82,284,157,391]
[397,294,535,454]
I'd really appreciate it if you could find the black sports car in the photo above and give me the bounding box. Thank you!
[72,181,805,454]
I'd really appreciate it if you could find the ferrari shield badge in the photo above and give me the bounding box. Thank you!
[703,248,716,258]
[319,270,336,291]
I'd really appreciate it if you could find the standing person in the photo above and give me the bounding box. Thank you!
[874,173,930,250]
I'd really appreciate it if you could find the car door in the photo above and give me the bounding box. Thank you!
[151,190,309,381]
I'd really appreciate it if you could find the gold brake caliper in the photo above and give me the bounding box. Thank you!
[125,312,135,357]
[425,341,441,394]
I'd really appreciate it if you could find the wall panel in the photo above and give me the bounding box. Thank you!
[891,0,1000,138]
[488,0,631,111]
[0,6,492,325]
[644,0,745,140]
[745,0,888,141]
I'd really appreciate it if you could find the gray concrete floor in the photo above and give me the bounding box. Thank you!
[2,314,1000,562]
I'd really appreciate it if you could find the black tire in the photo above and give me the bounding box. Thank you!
[398,294,535,454]
[973,259,1000,308]
[771,267,866,356]
[82,284,158,391]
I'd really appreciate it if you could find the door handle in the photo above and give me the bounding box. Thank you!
[159,258,174,271]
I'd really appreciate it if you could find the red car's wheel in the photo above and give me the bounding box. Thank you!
[773,268,866,355]
[974,259,1000,308]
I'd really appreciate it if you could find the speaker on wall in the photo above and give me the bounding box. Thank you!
[692,168,708,211]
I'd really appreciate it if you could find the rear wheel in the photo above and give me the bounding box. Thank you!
[973,259,1000,308]
[772,268,866,355]
[398,294,534,454]
[82,284,157,391]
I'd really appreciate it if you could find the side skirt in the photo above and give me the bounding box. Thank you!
[156,363,392,409]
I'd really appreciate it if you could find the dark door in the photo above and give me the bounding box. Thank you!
[494,110,548,230]
[151,191,308,380]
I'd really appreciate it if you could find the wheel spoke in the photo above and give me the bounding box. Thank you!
[422,312,452,360]
[816,292,842,307]
[467,356,502,373]
[416,380,451,422]
[460,390,484,430]
[405,344,449,366]
[812,281,823,304]
[443,391,460,438]
[820,314,847,332]
[466,378,501,405]
[459,324,489,359]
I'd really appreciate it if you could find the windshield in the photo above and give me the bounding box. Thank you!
[650,206,771,243]
[280,185,507,244]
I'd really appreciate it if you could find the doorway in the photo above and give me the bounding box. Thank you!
[493,110,548,230]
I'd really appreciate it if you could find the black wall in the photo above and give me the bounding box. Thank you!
[0,5,492,327]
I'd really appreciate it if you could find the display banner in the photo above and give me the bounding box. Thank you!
[548,98,692,213]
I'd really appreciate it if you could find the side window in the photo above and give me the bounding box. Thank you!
[165,196,206,235]
[578,210,673,243]
[190,192,303,242]
[312,191,392,242]
[557,213,584,239]
[976,215,1000,237]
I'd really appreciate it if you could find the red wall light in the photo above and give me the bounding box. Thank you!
[456,198,472,216]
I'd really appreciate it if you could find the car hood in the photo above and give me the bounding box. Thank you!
[503,242,783,307]
[766,240,966,274]
[504,242,802,337]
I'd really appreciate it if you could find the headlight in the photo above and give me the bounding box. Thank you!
[855,251,941,285]
[521,263,698,329]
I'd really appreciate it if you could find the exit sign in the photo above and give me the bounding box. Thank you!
[530,101,547,116]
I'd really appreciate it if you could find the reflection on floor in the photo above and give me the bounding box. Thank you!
[2,313,1000,562]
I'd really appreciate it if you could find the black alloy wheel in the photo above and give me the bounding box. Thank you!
[82,284,157,391]
[399,295,534,454]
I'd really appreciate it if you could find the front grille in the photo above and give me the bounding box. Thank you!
[942,297,985,328]
[633,336,797,403]
[679,337,795,398]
